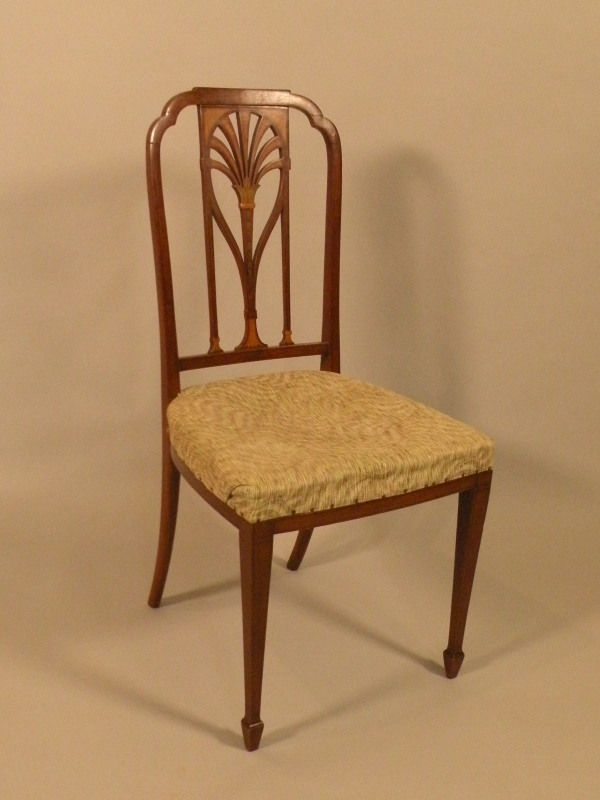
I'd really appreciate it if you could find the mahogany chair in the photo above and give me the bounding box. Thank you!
[146,88,493,751]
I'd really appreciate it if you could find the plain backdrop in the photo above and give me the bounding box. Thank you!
[2,2,600,798]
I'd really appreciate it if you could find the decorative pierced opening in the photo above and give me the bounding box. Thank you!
[199,106,292,353]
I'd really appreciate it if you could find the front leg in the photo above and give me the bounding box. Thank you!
[444,471,492,678]
[239,526,274,750]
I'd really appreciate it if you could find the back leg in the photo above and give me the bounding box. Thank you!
[286,528,314,571]
[443,472,492,678]
[148,448,181,608]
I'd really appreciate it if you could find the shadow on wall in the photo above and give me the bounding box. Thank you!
[350,149,467,417]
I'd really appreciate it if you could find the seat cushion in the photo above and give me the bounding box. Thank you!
[167,370,494,523]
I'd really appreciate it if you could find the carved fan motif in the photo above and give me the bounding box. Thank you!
[200,107,292,352]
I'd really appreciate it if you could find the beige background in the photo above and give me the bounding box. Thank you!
[2,2,599,798]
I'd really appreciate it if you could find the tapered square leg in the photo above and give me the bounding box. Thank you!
[444,471,492,678]
[239,527,274,751]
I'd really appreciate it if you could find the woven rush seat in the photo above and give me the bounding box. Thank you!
[167,370,494,523]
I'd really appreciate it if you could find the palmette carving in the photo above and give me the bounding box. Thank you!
[199,107,292,351]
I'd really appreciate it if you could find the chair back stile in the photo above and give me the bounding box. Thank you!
[146,88,342,413]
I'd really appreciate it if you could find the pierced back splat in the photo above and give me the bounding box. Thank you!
[146,88,342,400]
[198,106,292,353]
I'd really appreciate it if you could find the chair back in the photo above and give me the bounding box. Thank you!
[146,88,342,406]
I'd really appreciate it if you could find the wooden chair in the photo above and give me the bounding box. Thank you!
[145,88,494,751]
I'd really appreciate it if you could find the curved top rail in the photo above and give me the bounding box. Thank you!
[147,88,337,147]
